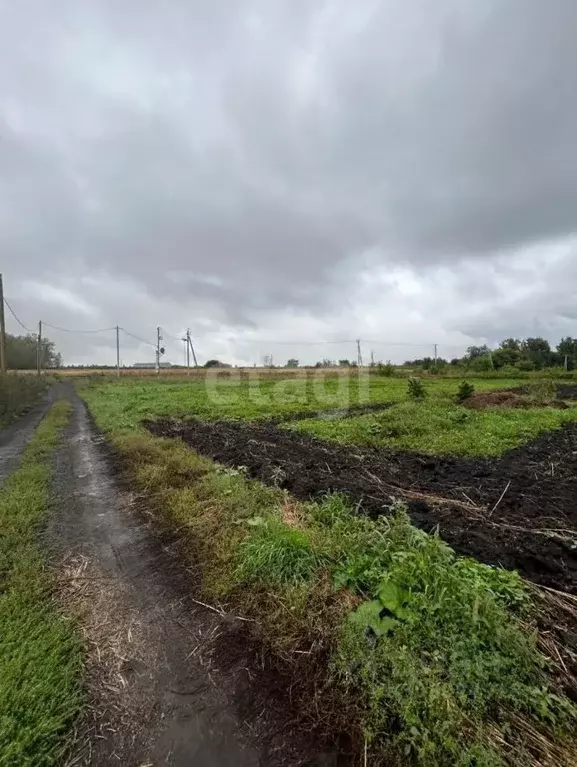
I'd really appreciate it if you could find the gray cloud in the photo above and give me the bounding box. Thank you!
[1,0,577,364]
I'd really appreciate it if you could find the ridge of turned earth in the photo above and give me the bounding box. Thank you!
[145,416,577,595]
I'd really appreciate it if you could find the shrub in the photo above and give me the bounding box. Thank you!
[375,361,395,377]
[456,381,475,403]
[407,377,427,400]
[470,355,493,372]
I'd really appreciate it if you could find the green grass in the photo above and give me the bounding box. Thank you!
[0,401,83,767]
[237,517,328,585]
[288,397,577,456]
[78,374,528,431]
[78,374,382,428]
[81,387,577,766]
[316,497,572,764]
[0,374,49,429]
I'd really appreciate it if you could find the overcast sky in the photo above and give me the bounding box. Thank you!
[1,0,577,366]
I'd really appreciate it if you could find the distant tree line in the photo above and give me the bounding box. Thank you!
[404,337,577,372]
[5,333,62,370]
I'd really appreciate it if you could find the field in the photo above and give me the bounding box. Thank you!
[76,371,577,766]
[78,371,540,424]
[2,373,576,764]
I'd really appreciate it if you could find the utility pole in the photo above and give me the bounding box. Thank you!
[116,326,120,378]
[434,343,438,364]
[0,274,6,374]
[187,332,198,367]
[156,327,162,374]
[185,330,191,374]
[370,349,375,367]
[565,354,569,372]
[37,320,42,376]
[356,339,363,368]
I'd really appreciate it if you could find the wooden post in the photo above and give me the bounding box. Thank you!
[188,333,198,367]
[116,326,120,377]
[37,320,42,376]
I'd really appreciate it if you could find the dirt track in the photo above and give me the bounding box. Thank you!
[145,417,577,595]
[0,383,64,486]
[37,390,337,766]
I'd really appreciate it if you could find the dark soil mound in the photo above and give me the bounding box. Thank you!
[465,390,569,409]
[144,417,577,595]
[510,383,577,402]
[269,401,394,423]
[557,384,577,400]
[464,391,529,408]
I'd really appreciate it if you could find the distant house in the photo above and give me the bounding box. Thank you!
[132,362,173,369]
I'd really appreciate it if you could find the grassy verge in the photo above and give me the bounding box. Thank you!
[0,374,49,429]
[0,401,83,767]
[82,386,577,766]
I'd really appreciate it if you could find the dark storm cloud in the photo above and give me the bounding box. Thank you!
[1,0,577,362]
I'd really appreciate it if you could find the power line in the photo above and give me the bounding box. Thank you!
[3,297,34,333]
[231,338,357,345]
[216,337,469,348]
[1,297,470,362]
[362,339,469,349]
[120,327,157,348]
[159,327,185,342]
[42,321,116,334]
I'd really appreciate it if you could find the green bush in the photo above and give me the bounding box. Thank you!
[375,361,395,377]
[407,377,427,400]
[470,355,494,372]
[456,381,475,403]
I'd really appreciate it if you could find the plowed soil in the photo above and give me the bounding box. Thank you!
[464,390,568,409]
[145,417,577,595]
[268,401,393,423]
[557,384,577,400]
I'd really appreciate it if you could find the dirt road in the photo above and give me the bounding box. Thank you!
[0,383,65,485]
[41,390,335,766]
